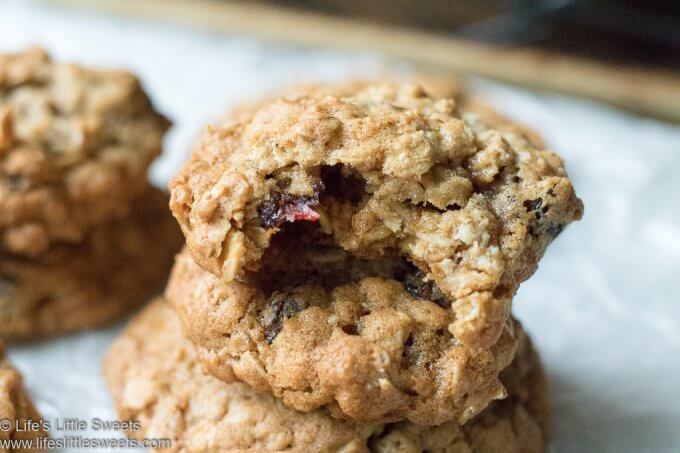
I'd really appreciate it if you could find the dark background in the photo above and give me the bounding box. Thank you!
[255,0,680,69]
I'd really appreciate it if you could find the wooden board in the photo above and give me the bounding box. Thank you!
[43,0,680,122]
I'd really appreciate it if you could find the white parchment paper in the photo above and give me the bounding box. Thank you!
[1,1,679,451]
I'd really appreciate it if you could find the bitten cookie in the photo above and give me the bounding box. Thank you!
[0,187,182,340]
[170,82,582,351]
[0,48,170,257]
[0,343,45,452]
[104,299,551,453]
[166,248,517,425]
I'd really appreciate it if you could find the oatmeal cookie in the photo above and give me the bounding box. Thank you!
[0,187,182,339]
[0,343,45,452]
[0,48,170,257]
[227,77,545,149]
[405,76,546,149]
[104,299,550,453]
[166,248,517,425]
[170,82,582,349]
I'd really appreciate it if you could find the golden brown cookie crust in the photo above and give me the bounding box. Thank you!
[104,299,550,453]
[0,343,45,452]
[170,82,582,351]
[227,77,546,150]
[0,187,182,340]
[0,48,170,257]
[166,249,517,425]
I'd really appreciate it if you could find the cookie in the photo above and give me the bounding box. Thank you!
[0,48,170,257]
[167,249,518,425]
[0,343,45,452]
[170,82,582,351]
[232,77,546,149]
[104,299,550,453]
[0,187,182,339]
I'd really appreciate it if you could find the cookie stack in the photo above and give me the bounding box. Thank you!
[106,82,582,451]
[0,49,183,339]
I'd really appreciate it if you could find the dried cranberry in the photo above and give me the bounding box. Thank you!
[403,270,449,308]
[523,198,544,221]
[258,184,323,229]
[523,198,543,212]
[261,292,304,344]
[523,197,564,238]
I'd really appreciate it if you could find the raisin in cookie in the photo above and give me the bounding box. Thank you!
[104,299,550,453]
[166,248,517,425]
[0,187,182,339]
[170,82,582,351]
[1,343,46,452]
[0,48,170,257]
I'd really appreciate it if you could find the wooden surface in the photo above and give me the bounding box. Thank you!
[248,0,508,30]
[44,0,680,122]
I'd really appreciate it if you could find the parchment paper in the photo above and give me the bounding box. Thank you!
[1,1,679,451]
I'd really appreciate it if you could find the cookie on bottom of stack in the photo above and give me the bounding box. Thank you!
[0,187,183,340]
[0,343,45,452]
[104,299,550,453]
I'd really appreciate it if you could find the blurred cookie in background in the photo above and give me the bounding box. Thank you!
[0,187,182,340]
[0,49,181,340]
[0,48,169,257]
